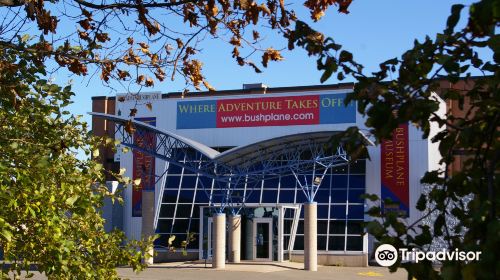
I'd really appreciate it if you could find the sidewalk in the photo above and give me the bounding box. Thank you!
[118,261,407,280]
[13,261,407,279]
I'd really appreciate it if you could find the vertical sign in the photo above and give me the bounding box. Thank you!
[132,117,156,217]
[381,124,409,216]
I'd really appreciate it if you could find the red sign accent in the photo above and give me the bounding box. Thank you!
[381,123,409,216]
[216,95,320,128]
[132,118,156,217]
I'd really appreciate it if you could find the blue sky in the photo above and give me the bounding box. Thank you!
[63,0,478,124]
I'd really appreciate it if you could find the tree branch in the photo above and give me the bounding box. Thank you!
[73,0,193,10]
[0,0,25,7]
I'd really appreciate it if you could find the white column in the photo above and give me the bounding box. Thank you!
[229,215,241,263]
[304,202,317,271]
[212,213,226,269]
[141,191,155,265]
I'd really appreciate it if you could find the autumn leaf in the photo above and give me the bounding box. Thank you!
[129,108,137,117]
[203,80,215,91]
[253,30,260,41]
[124,120,136,134]
[262,48,284,67]
[176,38,184,49]
[117,70,130,80]
[229,36,241,46]
[145,77,154,87]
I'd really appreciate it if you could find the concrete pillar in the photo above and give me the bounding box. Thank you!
[304,202,317,271]
[212,213,226,269]
[244,217,253,260]
[228,215,241,263]
[141,190,155,265]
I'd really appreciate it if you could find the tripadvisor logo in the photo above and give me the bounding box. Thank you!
[375,244,482,267]
[375,244,398,266]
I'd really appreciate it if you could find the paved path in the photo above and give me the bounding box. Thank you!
[15,261,407,279]
[118,262,407,280]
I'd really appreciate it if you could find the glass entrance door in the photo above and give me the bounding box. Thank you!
[206,218,213,259]
[253,218,272,261]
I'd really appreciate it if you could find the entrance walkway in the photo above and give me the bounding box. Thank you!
[16,261,407,279]
[118,261,407,280]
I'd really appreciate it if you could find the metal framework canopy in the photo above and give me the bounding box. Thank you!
[90,113,373,208]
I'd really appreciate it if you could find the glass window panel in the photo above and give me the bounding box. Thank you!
[263,177,279,188]
[317,204,329,218]
[332,165,349,174]
[159,205,175,217]
[318,235,327,251]
[195,189,209,203]
[172,219,190,233]
[347,221,363,234]
[245,189,261,203]
[283,219,293,234]
[165,175,181,189]
[293,235,304,250]
[280,176,296,188]
[349,189,365,203]
[261,189,278,203]
[329,220,346,234]
[296,190,307,203]
[331,190,348,203]
[178,189,195,203]
[197,177,213,190]
[278,189,295,203]
[346,236,363,251]
[296,220,304,234]
[328,236,345,251]
[315,189,330,203]
[348,204,365,219]
[317,220,328,234]
[350,160,366,174]
[180,176,197,188]
[331,205,347,219]
[162,189,178,203]
[175,204,193,218]
[332,175,348,188]
[156,219,173,233]
[349,175,365,189]
[168,164,182,175]
[188,219,200,233]
[191,207,200,218]
[283,235,290,250]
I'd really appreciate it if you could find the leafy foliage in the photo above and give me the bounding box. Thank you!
[295,0,498,279]
[0,0,352,97]
[0,42,153,279]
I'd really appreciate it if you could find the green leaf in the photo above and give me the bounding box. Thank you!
[1,228,12,242]
[415,195,427,211]
[339,50,353,63]
[445,4,464,34]
[65,195,79,206]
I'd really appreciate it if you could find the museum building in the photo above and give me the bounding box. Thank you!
[91,83,445,267]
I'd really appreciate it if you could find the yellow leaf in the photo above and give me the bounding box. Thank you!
[168,235,176,245]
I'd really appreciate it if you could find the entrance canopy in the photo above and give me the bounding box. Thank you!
[90,112,373,208]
